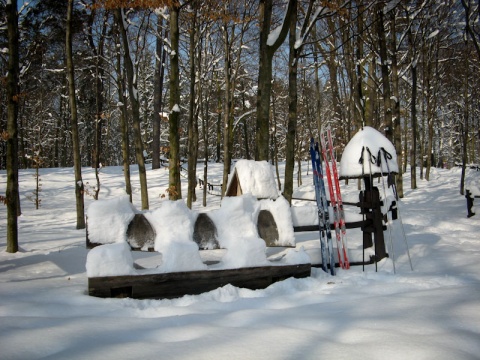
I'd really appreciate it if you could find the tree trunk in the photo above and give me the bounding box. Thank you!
[326,17,342,126]
[152,16,166,170]
[255,0,294,161]
[88,10,106,172]
[187,6,198,208]
[313,38,322,133]
[6,0,20,252]
[284,0,297,204]
[221,21,234,197]
[425,38,440,181]
[460,37,469,195]
[376,3,393,141]
[216,107,221,163]
[88,12,106,200]
[410,59,417,189]
[355,2,366,128]
[461,0,480,60]
[390,10,403,198]
[115,32,132,202]
[66,0,85,229]
[202,64,209,208]
[366,55,376,127]
[115,9,149,209]
[168,5,182,200]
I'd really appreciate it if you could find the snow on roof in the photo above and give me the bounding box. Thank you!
[227,160,280,199]
[340,126,399,179]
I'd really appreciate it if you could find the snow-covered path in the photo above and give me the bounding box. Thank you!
[1,164,479,359]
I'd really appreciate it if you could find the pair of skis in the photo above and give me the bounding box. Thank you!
[310,130,350,275]
[321,130,350,270]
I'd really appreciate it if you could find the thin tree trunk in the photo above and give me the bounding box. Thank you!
[6,0,20,252]
[460,37,469,195]
[202,59,210,207]
[221,21,234,197]
[255,0,294,161]
[326,17,342,126]
[461,0,480,60]
[88,10,106,172]
[89,13,106,200]
[152,16,166,170]
[284,0,297,204]
[66,0,85,229]
[313,37,322,133]
[242,88,250,159]
[410,61,418,190]
[366,55,376,127]
[376,3,393,141]
[390,10,403,197]
[115,9,149,209]
[425,38,440,181]
[115,33,132,202]
[168,5,182,200]
[187,6,198,208]
[355,2,366,128]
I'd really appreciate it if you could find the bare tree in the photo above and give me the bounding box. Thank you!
[152,14,167,170]
[255,0,295,161]
[5,0,20,252]
[461,0,480,60]
[187,2,199,208]
[168,3,182,200]
[66,0,85,229]
[114,8,149,209]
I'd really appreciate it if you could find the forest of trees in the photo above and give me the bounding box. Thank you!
[1,0,480,251]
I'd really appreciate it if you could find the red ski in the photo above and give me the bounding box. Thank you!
[320,129,350,269]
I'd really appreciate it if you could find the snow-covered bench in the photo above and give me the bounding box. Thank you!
[86,195,296,251]
[85,195,311,300]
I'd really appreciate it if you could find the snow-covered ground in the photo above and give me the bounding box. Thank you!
[1,162,479,360]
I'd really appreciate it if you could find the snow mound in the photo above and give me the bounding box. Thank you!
[145,201,206,273]
[340,126,398,178]
[86,195,135,244]
[86,242,136,277]
[210,195,269,268]
[466,171,480,196]
[283,246,311,265]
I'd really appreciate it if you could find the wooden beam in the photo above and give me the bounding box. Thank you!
[89,263,311,300]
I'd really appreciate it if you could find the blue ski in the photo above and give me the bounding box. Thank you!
[310,138,335,275]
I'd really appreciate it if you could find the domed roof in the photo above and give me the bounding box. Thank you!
[339,126,398,179]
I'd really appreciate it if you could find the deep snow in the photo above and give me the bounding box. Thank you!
[1,161,480,360]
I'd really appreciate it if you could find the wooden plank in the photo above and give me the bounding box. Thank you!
[88,263,311,300]
[293,220,367,233]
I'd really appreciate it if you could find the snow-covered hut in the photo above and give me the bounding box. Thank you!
[340,126,398,179]
[226,160,280,199]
